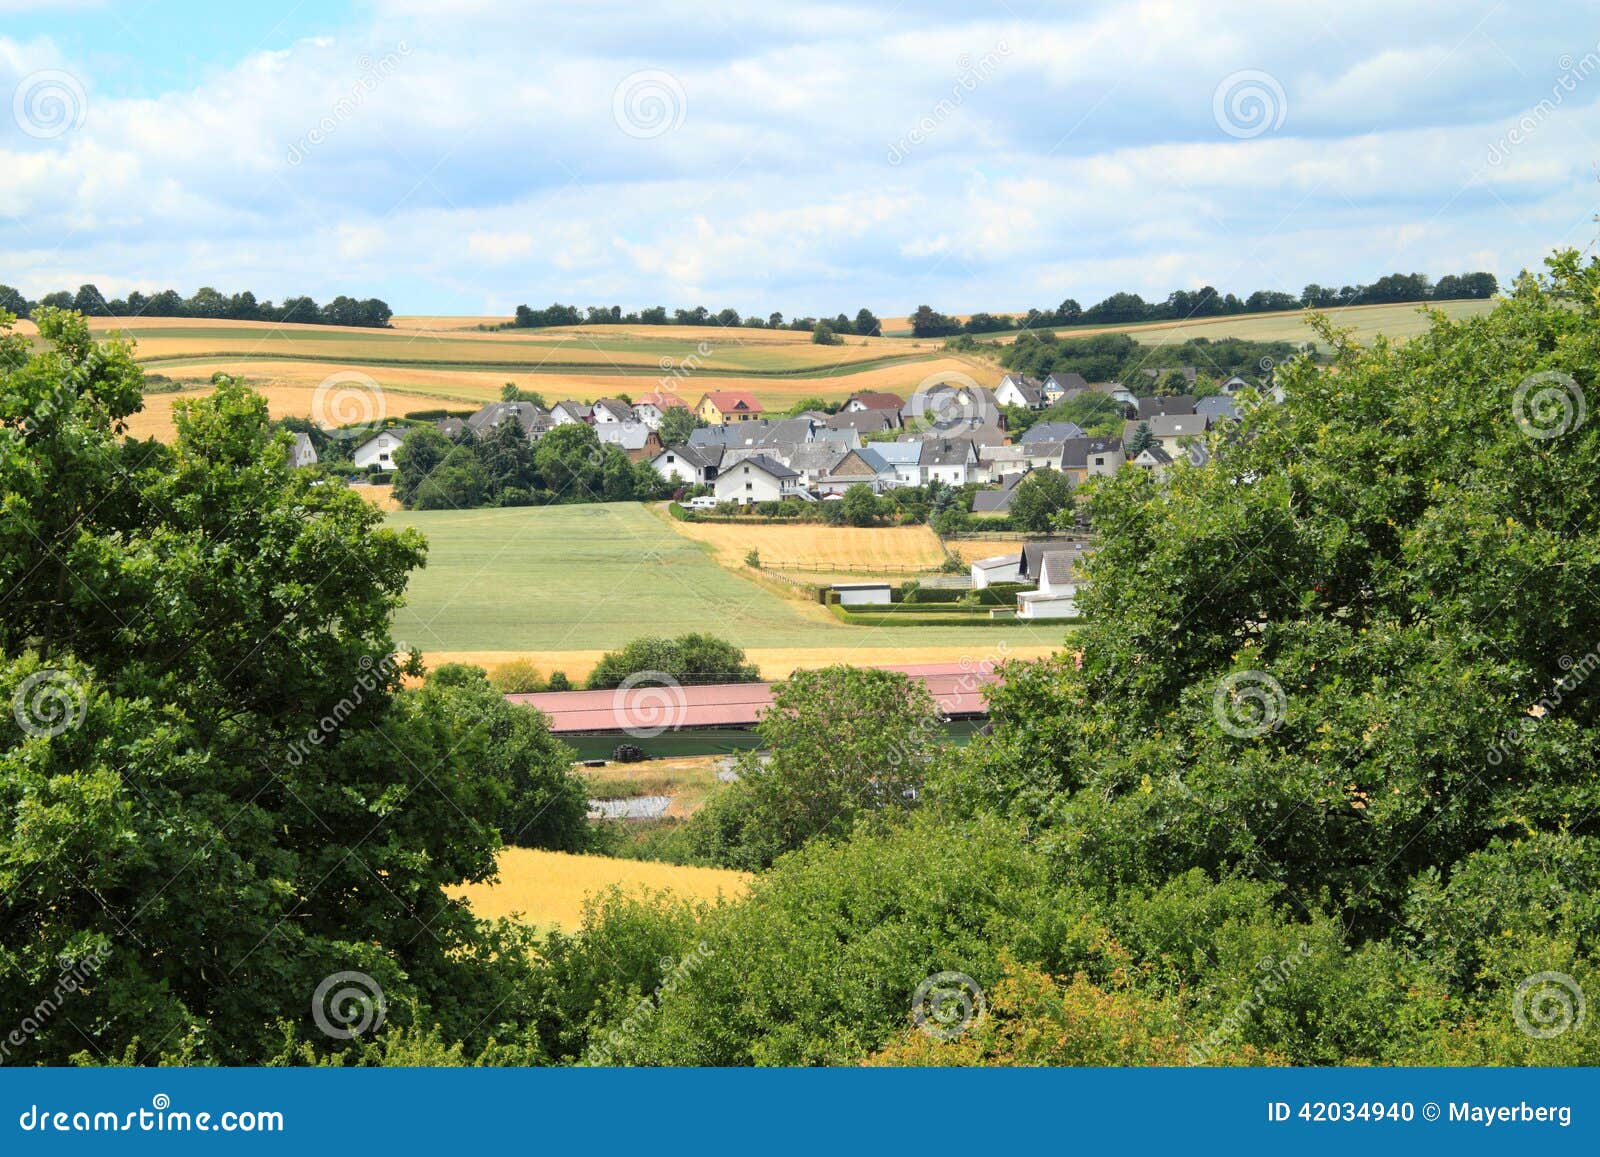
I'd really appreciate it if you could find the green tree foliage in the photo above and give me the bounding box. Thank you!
[840,482,880,526]
[908,305,963,338]
[584,633,759,690]
[655,405,702,445]
[682,666,939,870]
[1007,468,1074,532]
[1126,421,1155,454]
[811,321,841,345]
[0,312,543,1063]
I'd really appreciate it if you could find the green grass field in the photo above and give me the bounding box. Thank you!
[387,503,1068,657]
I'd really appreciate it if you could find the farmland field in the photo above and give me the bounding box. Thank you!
[665,516,949,573]
[447,847,749,931]
[388,502,1070,670]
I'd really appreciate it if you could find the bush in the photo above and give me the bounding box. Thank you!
[584,633,759,690]
[488,658,546,694]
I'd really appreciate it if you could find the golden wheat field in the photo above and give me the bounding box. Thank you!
[665,517,950,571]
[421,643,1062,682]
[448,848,749,931]
[119,383,470,441]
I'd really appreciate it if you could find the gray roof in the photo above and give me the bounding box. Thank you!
[1040,551,1080,586]
[1044,371,1089,394]
[466,400,550,437]
[972,488,1016,513]
[826,409,899,435]
[999,374,1044,406]
[1136,395,1196,419]
[1136,444,1174,465]
[1021,540,1087,580]
[783,444,849,476]
[824,448,891,480]
[551,400,592,422]
[1146,413,1209,438]
[1195,394,1240,420]
[739,454,799,480]
[591,398,637,423]
[596,420,654,451]
[1059,436,1123,468]
[655,442,722,470]
[1020,421,1086,444]
[918,438,977,467]
[436,418,466,438]
[871,442,923,465]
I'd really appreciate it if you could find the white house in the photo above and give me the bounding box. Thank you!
[870,442,924,487]
[970,553,1023,588]
[918,438,980,486]
[1016,550,1083,619]
[351,428,406,470]
[651,443,721,486]
[995,373,1045,410]
[634,391,686,430]
[290,432,318,467]
[590,398,636,425]
[549,400,592,426]
[713,454,802,505]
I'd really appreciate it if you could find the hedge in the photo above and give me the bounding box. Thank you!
[825,603,1025,627]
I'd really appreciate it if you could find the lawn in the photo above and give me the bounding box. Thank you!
[447,847,748,931]
[387,502,1071,665]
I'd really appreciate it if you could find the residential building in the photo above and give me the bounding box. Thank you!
[350,428,406,470]
[1019,421,1086,444]
[970,552,1023,587]
[1195,394,1241,421]
[651,443,721,486]
[1131,443,1174,477]
[995,373,1045,410]
[290,432,317,467]
[870,441,924,487]
[826,409,899,436]
[1042,371,1089,402]
[713,454,802,504]
[590,398,636,425]
[633,390,687,430]
[550,400,592,426]
[1136,395,1196,420]
[697,390,765,425]
[842,391,904,413]
[815,447,894,495]
[1059,436,1125,483]
[918,437,980,486]
[1016,549,1084,619]
[466,400,551,440]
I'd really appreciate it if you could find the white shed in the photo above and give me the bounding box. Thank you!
[833,583,892,606]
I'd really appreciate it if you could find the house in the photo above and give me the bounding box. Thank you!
[815,447,894,496]
[970,552,1022,587]
[1059,436,1125,482]
[1042,371,1089,402]
[1016,549,1084,619]
[466,400,551,440]
[1195,394,1240,421]
[1135,413,1210,456]
[1019,420,1086,445]
[1131,443,1174,477]
[590,398,637,425]
[1136,395,1196,420]
[870,441,924,487]
[698,390,765,425]
[918,438,980,486]
[596,420,658,458]
[651,443,721,486]
[995,373,1045,410]
[842,391,904,414]
[978,444,1031,482]
[290,432,318,467]
[826,409,899,436]
[713,454,802,505]
[350,428,407,470]
[1139,366,1197,387]
[972,472,1027,515]
[550,400,592,426]
[436,417,466,439]
[901,383,1004,436]
[1095,382,1140,408]
[1219,375,1251,394]
[633,390,687,430]
[779,444,849,487]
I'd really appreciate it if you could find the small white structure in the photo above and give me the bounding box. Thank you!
[713,454,802,505]
[1016,551,1083,619]
[290,432,318,467]
[970,553,1022,588]
[833,582,892,606]
[351,428,406,470]
[591,398,636,425]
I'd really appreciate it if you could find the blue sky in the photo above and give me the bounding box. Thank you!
[3,0,1599,317]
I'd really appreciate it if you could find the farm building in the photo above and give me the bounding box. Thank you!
[970,553,1023,587]
[831,582,892,606]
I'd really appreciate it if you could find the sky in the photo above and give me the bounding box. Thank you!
[2,0,1599,318]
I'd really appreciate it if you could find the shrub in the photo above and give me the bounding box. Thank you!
[489,658,546,694]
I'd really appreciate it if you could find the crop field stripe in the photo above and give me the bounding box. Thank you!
[135,351,937,378]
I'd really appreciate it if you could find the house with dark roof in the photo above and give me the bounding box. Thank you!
[1131,443,1174,476]
[1195,394,1240,421]
[815,447,894,496]
[651,443,722,486]
[901,383,1005,436]
[827,409,900,436]
[550,400,592,426]
[466,400,552,441]
[972,471,1027,515]
[995,373,1045,410]
[1017,548,1084,619]
[1127,413,1210,457]
[1042,371,1089,402]
[918,438,980,485]
[290,432,318,467]
[713,454,802,505]
[590,398,637,425]
[1059,436,1125,481]
[1136,395,1196,420]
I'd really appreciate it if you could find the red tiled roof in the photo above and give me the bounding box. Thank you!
[847,391,904,410]
[700,390,764,413]
[507,662,1001,733]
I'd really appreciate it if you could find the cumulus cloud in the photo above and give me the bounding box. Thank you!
[1,0,1598,314]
